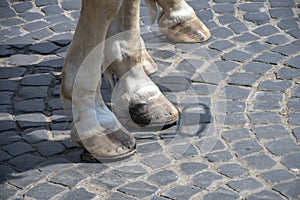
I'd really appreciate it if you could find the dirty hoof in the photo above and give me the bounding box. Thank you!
[129,94,178,127]
[73,129,136,162]
[159,14,211,43]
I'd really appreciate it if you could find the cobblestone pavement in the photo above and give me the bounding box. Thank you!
[1,0,300,199]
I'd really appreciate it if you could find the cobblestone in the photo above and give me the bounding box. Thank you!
[232,139,264,157]
[203,187,240,200]
[260,169,295,184]
[1,0,299,199]
[227,178,263,192]
[217,163,249,178]
[162,185,202,200]
[247,190,285,200]
[147,170,178,186]
[118,181,158,199]
[2,141,34,156]
[244,154,277,170]
[25,182,66,199]
[273,179,300,199]
[49,168,88,188]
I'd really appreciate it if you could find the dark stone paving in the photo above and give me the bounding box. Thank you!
[0,0,299,199]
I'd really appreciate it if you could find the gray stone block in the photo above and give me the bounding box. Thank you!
[28,42,60,54]
[285,55,300,68]
[19,12,44,22]
[0,91,13,104]
[238,2,264,12]
[227,178,263,192]
[192,171,223,188]
[217,163,249,178]
[250,101,281,111]
[142,154,171,169]
[216,113,247,126]
[16,113,48,128]
[50,169,88,188]
[272,43,300,56]
[25,182,65,199]
[270,0,295,7]
[112,165,148,179]
[118,181,158,199]
[9,170,46,189]
[221,128,251,141]
[253,91,284,101]
[244,42,271,53]
[61,0,81,11]
[265,34,289,45]
[179,162,208,175]
[42,4,63,15]
[107,192,136,200]
[277,18,299,30]
[15,99,46,113]
[0,184,19,200]
[228,73,260,86]
[281,152,300,172]
[288,113,300,125]
[18,86,48,99]
[253,125,289,139]
[228,22,248,34]
[35,141,65,156]
[266,138,300,156]
[222,85,251,100]
[244,154,276,170]
[270,8,294,19]
[0,149,11,161]
[274,179,300,199]
[231,139,263,157]
[243,12,270,25]
[247,190,285,200]
[196,10,214,21]
[205,150,233,162]
[254,52,286,64]
[218,13,239,24]
[244,62,273,74]
[277,67,300,80]
[260,169,295,184]
[59,188,96,200]
[213,4,235,13]
[258,80,293,92]
[211,27,234,39]
[0,67,26,79]
[2,141,34,156]
[223,50,252,62]
[13,1,33,13]
[253,24,279,36]
[21,73,54,86]
[162,185,202,200]
[147,170,178,186]
[249,112,282,125]
[203,187,240,200]
[8,153,46,171]
[213,60,240,73]
[0,131,20,145]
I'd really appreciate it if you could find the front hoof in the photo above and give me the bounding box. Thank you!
[129,94,178,127]
[73,129,136,162]
[159,16,211,43]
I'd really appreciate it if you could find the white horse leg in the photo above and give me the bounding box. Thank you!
[104,0,178,129]
[148,0,211,43]
[61,0,135,161]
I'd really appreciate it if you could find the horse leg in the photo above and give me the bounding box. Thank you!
[150,0,211,43]
[104,0,178,129]
[61,0,135,161]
